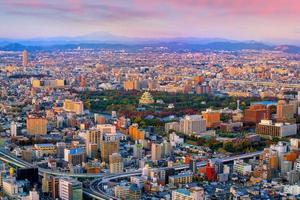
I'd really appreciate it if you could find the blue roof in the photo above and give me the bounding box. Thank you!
[175,189,191,196]
[35,143,55,147]
[68,148,84,155]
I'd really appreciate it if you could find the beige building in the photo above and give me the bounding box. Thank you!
[172,187,205,200]
[151,143,162,162]
[179,115,206,135]
[114,185,129,200]
[26,116,48,135]
[63,99,84,114]
[109,153,124,173]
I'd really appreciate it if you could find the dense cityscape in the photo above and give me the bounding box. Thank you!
[1,0,300,200]
[0,45,299,200]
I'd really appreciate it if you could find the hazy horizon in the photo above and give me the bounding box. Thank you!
[0,0,300,44]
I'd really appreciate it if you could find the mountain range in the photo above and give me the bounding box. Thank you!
[1,33,300,53]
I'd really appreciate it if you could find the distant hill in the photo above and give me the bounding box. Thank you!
[273,45,300,53]
[0,39,300,53]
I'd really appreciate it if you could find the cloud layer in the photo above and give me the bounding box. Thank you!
[0,0,300,41]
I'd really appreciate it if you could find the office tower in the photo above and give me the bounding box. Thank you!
[128,124,145,141]
[244,104,270,124]
[179,115,206,135]
[64,148,85,166]
[96,124,116,135]
[233,160,252,175]
[86,129,102,149]
[10,121,17,137]
[256,120,297,138]
[101,139,119,163]
[276,100,296,123]
[165,121,180,133]
[59,177,82,200]
[205,163,216,181]
[26,115,48,135]
[123,80,140,91]
[16,167,39,187]
[161,140,172,157]
[189,159,197,173]
[22,50,28,67]
[114,185,130,199]
[169,172,193,185]
[151,143,162,162]
[133,142,143,159]
[129,184,141,200]
[202,109,221,128]
[86,143,98,159]
[63,99,84,115]
[56,142,66,159]
[109,153,124,173]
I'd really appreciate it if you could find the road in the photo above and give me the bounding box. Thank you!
[0,149,262,199]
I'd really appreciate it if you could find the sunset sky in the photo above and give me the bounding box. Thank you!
[1,0,300,42]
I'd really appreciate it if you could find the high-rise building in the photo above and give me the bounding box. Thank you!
[128,184,141,200]
[123,80,140,91]
[189,159,197,174]
[128,124,145,141]
[63,99,84,115]
[85,129,102,149]
[202,109,221,128]
[10,121,17,137]
[64,148,85,166]
[114,185,130,200]
[169,172,193,186]
[96,124,116,135]
[179,115,206,135]
[22,50,28,67]
[276,100,296,123]
[151,143,162,162]
[26,115,48,135]
[56,142,66,159]
[59,177,82,200]
[101,139,119,163]
[244,104,270,124]
[133,142,143,159]
[109,153,124,173]
[86,143,98,159]
[256,120,297,138]
[233,160,252,175]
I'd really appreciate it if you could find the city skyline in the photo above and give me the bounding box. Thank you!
[0,0,300,44]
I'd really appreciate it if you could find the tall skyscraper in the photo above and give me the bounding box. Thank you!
[151,143,162,162]
[276,100,295,123]
[59,177,82,200]
[22,50,28,67]
[101,139,119,163]
[10,121,17,137]
[109,153,124,173]
[26,115,48,135]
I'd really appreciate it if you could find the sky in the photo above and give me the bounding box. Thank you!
[0,0,300,43]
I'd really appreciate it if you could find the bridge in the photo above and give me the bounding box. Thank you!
[86,151,262,199]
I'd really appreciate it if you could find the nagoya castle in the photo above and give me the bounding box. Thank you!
[139,91,155,105]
